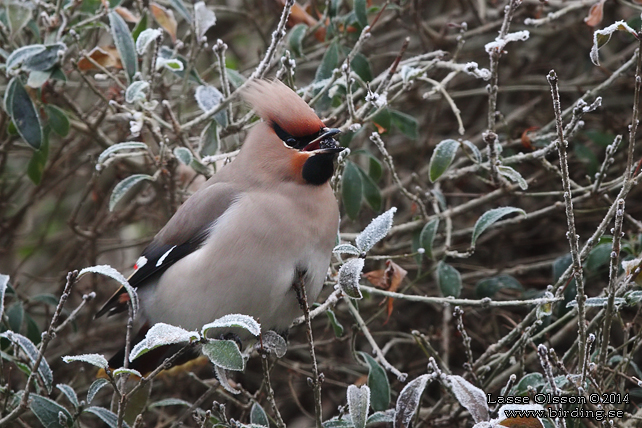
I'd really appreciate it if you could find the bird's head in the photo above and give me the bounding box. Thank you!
[242,80,344,185]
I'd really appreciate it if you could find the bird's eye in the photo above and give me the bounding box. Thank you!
[286,137,296,145]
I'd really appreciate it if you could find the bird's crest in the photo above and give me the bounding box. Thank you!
[243,80,325,137]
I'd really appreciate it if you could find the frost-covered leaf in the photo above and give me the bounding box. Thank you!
[112,367,143,378]
[390,110,418,140]
[6,45,46,74]
[333,243,361,256]
[173,147,193,165]
[199,120,219,156]
[156,57,184,71]
[471,207,526,248]
[226,68,246,88]
[251,402,269,427]
[0,274,8,321]
[497,166,528,190]
[356,208,397,252]
[214,365,241,394]
[625,290,642,305]
[109,174,154,211]
[368,410,396,424]
[27,70,52,88]
[348,384,370,428]
[87,378,110,404]
[109,10,137,83]
[22,43,66,72]
[419,219,439,260]
[30,393,73,428]
[125,81,149,103]
[447,375,489,423]
[1,331,53,393]
[201,313,261,337]
[429,139,459,182]
[84,406,127,428]
[289,24,307,57]
[196,85,224,112]
[62,353,109,369]
[194,2,217,39]
[339,258,365,299]
[136,28,162,55]
[97,141,148,166]
[260,330,287,358]
[323,417,353,428]
[437,261,461,298]
[149,398,193,408]
[56,384,80,409]
[461,140,482,163]
[394,374,430,428]
[130,323,198,361]
[359,352,390,412]
[590,20,638,66]
[315,40,340,82]
[151,2,177,43]
[7,77,43,149]
[342,161,363,220]
[78,265,139,319]
[6,2,33,39]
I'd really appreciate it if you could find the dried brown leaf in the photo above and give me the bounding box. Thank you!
[77,46,122,71]
[151,2,177,43]
[584,0,606,27]
[115,6,140,23]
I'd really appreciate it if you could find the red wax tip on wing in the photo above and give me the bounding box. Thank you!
[118,294,130,304]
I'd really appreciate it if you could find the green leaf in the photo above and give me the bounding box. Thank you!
[22,43,66,72]
[497,165,527,190]
[390,110,417,139]
[342,161,363,220]
[202,339,245,371]
[437,261,461,297]
[97,141,148,165]
[200,121,219,156]
[149,398,192,408]
[326,309,344,337]
[31,394,73,428]
[125,81,149,103]
[84,406,127,428]
[395,375,429,428]
[173,147,193,165]
[475,275,523,298]
[226,68,246,89]
[429,139,459,182]
[356,166,381,212]
[27,70,52,88]
[109,10,137,83]
[6,2,32,39]
[45,105,70,137]
[63,353,109,369]
[585,243,612,272]
[315,40,340,82]
[461,140,482,163]
[7,301,24,333]
[289,23,307,57]
[8,77,43,149]
[471,207,526,248]
[169,0,192,22]
[27,142,48,185]
[512,373,545,395]
[369,156,382,181]
[87,378,110,404]
[359,352,390,412]
[131,12,148,42]
[1,331,53,393]
[6,45,46,73]
[109,174,154,211]
[57,383,80,409]
[351,53,372,82]
[371,109,391,133]
[250,402,269,427]
[354,0,368,28]
[419,219,439,260]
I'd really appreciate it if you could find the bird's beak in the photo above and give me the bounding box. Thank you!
[302,128,344,153]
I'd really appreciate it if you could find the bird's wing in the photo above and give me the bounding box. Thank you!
[95,182,240,318]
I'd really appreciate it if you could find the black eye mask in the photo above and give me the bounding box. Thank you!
[272,122,322,151]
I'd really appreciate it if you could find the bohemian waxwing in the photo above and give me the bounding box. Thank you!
[96,80,343,369]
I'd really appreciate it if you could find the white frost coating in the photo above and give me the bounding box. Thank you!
[129,112,143,137]
[463,62,491,80]
[339,258,365,299]
[201,313,261,337]
[356,207,397,252]
[448,375,489,423]
[130,323,199,361]
[195,85,224,112]
[347,384,371,428]
[156,57,184,71]
[590,21,637,65]
[62,353,109,369]
[136,28,162,55]
[349,123,362,132]
[366,91,388,108]
[394,374,430,428]
[484,30,530,53]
